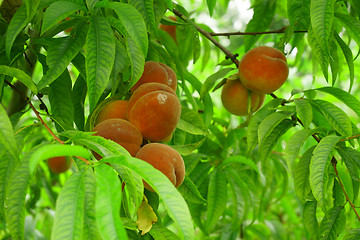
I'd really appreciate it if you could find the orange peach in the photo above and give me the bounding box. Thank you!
[135,143,185,191]
[159,16,177,43]
[94,100,128,126]
[47,156,72,174]
[238,46,288,94]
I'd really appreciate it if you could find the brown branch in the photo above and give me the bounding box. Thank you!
[172,9,240,67]
[210,28,307,37]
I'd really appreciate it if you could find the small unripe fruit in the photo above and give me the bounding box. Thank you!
[47,156,72,174]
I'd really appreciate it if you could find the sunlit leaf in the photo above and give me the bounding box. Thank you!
[319,206,346,240]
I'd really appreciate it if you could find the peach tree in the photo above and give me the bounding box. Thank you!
[1,0,360,239]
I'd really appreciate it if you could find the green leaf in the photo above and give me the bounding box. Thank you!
[48,70,74,131]
[335,13,360,49]
[82,168,101,240]
[41,1,84,35]
[244,0,277,51]
[5,4,28,58]
[310,99,352,136]
[310,0,336,53]
[0,65,37,94]
[205,168,227,233]
[303,201,319,239]
[258,111,293,145]
[0,105,19,216]
[247,98,283,152]
[95,164,127,240]
[51,171,86,240]
[126,36,146,90]
[333,33,354,91]
[307,26,329,80]
[103,156,195,240]
[315,87,360,119]
[206,0,217,16]
[319,206,346,240]
[4,156,30,239]
[310,135,341,209]
[149,223,181,240]
[29,144,91,174]
[128,0,157,36]
[344,228,360,240]
[199,68,235,100]
[294,146,316,203]
[221,155,259,174]
[72,75,87,131]
[106,2,148,56]
[38,24,88,89]
[285,129,319,174]
[177,108,208,135]
[178,175,207,204]
[85,15,115,112]
[287,0,310,30]
[294,98,313,129]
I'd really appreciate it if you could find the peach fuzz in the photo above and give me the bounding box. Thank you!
[135,143,185,191]
[130,61,177,93]
[238,46,288,94]
[92,118,143,157]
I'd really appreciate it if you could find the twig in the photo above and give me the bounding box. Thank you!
[172,9,240,67]
[210,28,307,37]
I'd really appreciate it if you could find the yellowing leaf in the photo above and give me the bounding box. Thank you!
[136,196,158,235]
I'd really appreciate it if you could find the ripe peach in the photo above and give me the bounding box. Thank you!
[238,46,289,94]
[221,74,265,116]
[159,16,177,43]
[93,118,143,157]
[130,61,177,93]
[135,143,185,191]
[127,82,181,142]
[94,100,128,126]
[47,156,72,174]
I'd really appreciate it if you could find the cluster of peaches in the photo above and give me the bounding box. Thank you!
[221,46,289,116]
[91,61,185,191]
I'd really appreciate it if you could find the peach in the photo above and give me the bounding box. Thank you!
[94,100,128,126]
[221,74,265,116]
[92,118,143,157]
[127,83,181,142]
[47,156,72,174]
[159,16,177,43]
[130,61,177,93]
[238,46,288,94]
[135,143,185,191]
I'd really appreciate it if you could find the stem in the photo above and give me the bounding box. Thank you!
[210,28,307,37]
[332,157,360,220]
[172,9,240,67]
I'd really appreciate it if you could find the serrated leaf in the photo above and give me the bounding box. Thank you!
[344,228,360,240]
[303,201,319,239]
[126,36,146,90]
[205,168,227,233]
[287,0,310,30]
[103,155,195,240]
[199,68,235,99]
[294,146,316,202]
[310,0,336,53]
[307,26,329,80]
[247,98,283,152]
[333,33,354,91]
[285,129,319,174]
[294,98,313,129]
[95,164,127,240]
[310,99,352,136]
[258,111,293,145]
[48,70,74,131]
[41,1,83,35]
[319,206,346,240]
[4,156,30,239]
[177,108,208,135]
[244,0,277,51]
[310,135,341,209]
[28,144,91,174]
[0,105,19,216]
[51,171,86,240]
[128,0,157,35]
[0,65,37,94]
[178,175,207,204]
[315,87,360,119]
[38,24,87,89]
[85,16,115,112]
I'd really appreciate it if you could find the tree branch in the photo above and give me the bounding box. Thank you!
[210,27,307,37]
